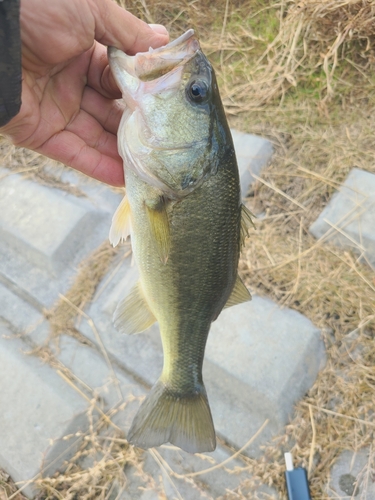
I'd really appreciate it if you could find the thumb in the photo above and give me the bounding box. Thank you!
[91,0,169,54]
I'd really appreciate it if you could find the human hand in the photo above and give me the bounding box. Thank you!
[0,0,169,186]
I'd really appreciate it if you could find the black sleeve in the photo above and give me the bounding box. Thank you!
[0,0,21,127]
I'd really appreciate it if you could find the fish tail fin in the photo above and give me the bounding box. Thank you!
[127,379,216,453]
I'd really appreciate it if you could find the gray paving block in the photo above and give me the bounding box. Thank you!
[81,255,325,455]
[327,448,375,498]
[231,129,273,198]
[0,282,43,334]
[101,438,278,499]
[0,175,102,274]
[144,444,279,500]
[53,334,145,430]
[0,327,92,498]
[205,297,325,452]
[310,168,375,269]
[0,173,113,310]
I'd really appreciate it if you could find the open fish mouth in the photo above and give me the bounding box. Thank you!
[108,30,215,198]
[108,29,200,91]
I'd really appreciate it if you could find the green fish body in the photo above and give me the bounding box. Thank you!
[108,30,252,453]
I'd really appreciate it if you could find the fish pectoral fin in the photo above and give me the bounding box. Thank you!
[145,196,170,264]
[224,274,252,309]
[127,379,216,453]
[113,281,156,335]
[240,204,255,248]
[109,194,132,247]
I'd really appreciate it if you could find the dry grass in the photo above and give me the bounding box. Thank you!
[124,0,375,110]
[234,110,375,497]
[1,0,375,498]
[45,242,119,344]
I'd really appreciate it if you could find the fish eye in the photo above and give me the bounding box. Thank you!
[187,80,209,104]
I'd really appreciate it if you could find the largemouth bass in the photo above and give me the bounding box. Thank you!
[108,30,253,453]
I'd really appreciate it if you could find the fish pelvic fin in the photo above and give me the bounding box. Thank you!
[109,194,132,247]
[113,281,156,335]
[240,204,255,249]
[127,379,216,453]
[224,274,251,309]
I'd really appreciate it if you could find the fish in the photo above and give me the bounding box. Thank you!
[108,29,253,454]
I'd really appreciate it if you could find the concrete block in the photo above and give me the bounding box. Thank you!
[114,475,161,500]
[204,296,325,452]
[0,175,102,274]
[82,254,325,455]
[328,448,374,498]
[231,129,273,198]
[0,282,42,334]
[54,334,145,430]
[310,168,375,268]
[144,444,279,500]
[0,173,112,310]
[0,327,92,498]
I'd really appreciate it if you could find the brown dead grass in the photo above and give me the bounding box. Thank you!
[1,0,375,498]
[45,241,119,344]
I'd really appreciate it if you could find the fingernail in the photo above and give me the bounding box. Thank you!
[149,24,169,36]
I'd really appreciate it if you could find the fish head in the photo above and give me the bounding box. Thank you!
[109,30,230,197]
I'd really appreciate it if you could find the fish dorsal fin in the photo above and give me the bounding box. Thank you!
[113,281,156,335]
[109,194,132,247]
[240,204,255,248]
[224,274,252,309]
[145,197,170,264]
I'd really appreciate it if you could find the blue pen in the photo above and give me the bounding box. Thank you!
[284,453,312,500]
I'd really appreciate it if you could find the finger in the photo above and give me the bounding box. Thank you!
[90,0,169,55]
[39,130,125,186]
[80,86,124,135]
[65,107,120,161]
[86,42,122,98]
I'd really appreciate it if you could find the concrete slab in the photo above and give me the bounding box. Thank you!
[231,129,273,198]
[0,175,102,274]
[327,448,375,498]
[0,327,92,498]
[53,334,145,431]
[0,173,112,310]
[144,444,279,500]
[81,255,325,455]
[0,282,43,334]
[205,296,326,452]
[310,168,375,269]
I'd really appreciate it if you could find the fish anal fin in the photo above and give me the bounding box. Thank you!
[145,196,170,264]
[240,204,255,248]
[224,274,251,309]
[113,281,156,335]
[109,194,132,247]
[127,379,216,453]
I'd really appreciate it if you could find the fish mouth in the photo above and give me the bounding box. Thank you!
[108,29,199,85]
[108,31,208,198]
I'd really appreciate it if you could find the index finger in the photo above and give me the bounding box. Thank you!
[90,0,169,54]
